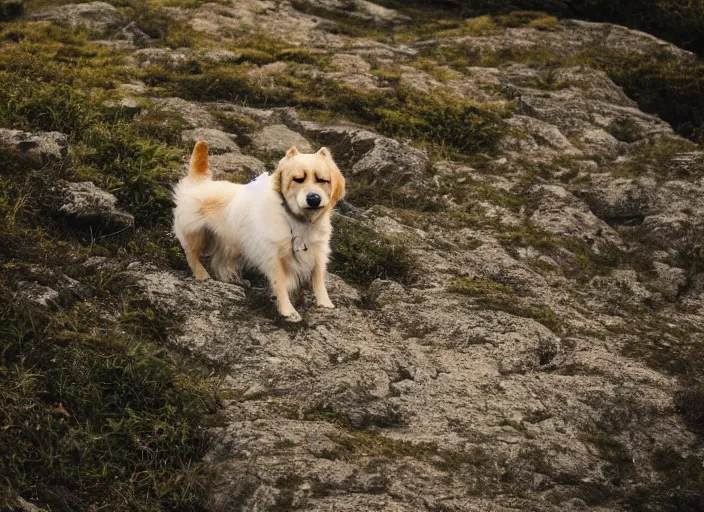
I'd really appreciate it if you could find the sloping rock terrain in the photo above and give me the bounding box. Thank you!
[2,1,704,511]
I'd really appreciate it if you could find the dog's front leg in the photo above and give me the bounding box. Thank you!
[313,251,334,309]
[271,259,302,322]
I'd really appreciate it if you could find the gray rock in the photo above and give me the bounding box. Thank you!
[249,124,314,160]
[577,177,657,222]
[16,282,60,309]
[330,53,372,74]
[8,496,47,512]
[652,262,687,300]
[30,2,122,34]
[209,152,267,181]
[502,116,583,159]
[529,185,620,243]
[668,151,704,177]
[182,128,240,154]
[0,129,67,161]
[134,48,191,68]
[57,182,134,231]
[148,97,218,129]
[296,0,409,24]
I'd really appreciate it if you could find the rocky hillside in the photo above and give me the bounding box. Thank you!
[1,1,704,511]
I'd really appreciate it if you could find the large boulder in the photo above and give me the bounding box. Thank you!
[529,185,621,244]
[209,152,267,181]
[295,0,409,24]
[298,122,430,187]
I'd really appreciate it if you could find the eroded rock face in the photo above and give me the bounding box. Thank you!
[21,2,704,511]
[148,97,219,129]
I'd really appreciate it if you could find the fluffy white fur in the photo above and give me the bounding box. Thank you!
[173,141,345,322]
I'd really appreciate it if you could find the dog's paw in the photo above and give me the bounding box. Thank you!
[317,299,335,309]
[195,270,212,281]
[283,309,303,322]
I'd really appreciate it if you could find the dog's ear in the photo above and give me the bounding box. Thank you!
[326,153,345,206]
[286,146,299,159]
[271,167,283,193]
[316,147,331,158]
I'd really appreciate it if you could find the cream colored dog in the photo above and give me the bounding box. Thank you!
[173,141,345,322]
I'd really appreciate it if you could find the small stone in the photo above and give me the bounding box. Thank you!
[16,282,60,309]
[0,129,68,161]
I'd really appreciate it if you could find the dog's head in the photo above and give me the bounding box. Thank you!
[272,146,345,220]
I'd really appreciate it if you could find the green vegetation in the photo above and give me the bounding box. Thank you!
[606,117,643,143]
[0,288,219,510]
[330,216,416,287]
[0,18,218,510]
[329,429,490,472]
[145,58,507,154]
[449,276,514,296]
[500,219,655,283]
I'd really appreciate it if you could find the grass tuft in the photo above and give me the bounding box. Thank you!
[330,216,416,286]
[0,287,219,510]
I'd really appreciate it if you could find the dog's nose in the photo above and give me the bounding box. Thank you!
[306,193,322,208]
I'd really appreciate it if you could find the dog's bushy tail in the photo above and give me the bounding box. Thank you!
[188,140,210,181]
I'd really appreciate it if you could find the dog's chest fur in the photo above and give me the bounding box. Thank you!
[284,217,327,276]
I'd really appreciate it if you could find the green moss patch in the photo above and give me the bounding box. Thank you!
[449,276,514,296]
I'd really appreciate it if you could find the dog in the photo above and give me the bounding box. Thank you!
[173,141,345,322]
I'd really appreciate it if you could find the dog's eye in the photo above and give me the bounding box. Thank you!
[292,177,305,183]
[315,177,330,184]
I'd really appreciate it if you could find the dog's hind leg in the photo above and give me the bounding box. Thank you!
[184,229,211,281]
